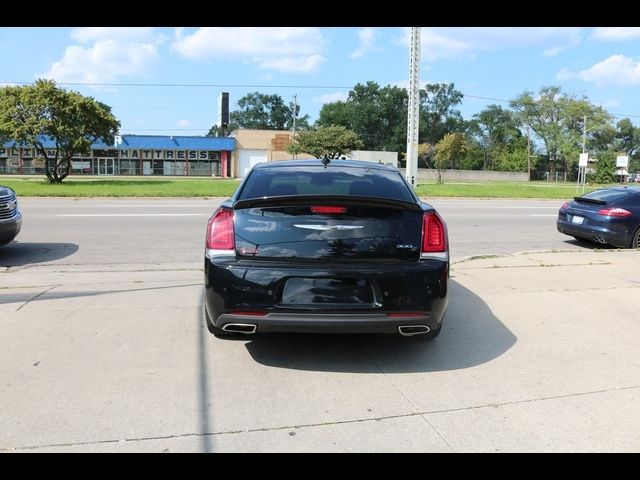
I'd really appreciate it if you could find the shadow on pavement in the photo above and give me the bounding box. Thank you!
[0,242,79,267]
[197,291,215,453]
[562,238,618,250]
[243,279,517,373]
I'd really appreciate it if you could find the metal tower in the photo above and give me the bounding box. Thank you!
[406,27,421,188]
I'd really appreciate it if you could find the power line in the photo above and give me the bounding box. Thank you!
[1,80,352,90]
[464,93,640,120]
[6,79,640,123]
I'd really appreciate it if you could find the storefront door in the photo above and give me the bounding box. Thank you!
[97,158,115,175]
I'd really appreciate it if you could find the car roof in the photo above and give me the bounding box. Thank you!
[252,158,398,172]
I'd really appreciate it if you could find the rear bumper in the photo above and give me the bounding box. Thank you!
[0,213,22,244]
[204,257,449,334]
[215,312,440,334]
[557,218,631,247]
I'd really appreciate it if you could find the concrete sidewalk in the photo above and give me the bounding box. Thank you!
[1,249,639,452]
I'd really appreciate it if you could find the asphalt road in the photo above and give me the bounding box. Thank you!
[3,196,627,453]
[1,197,589,268]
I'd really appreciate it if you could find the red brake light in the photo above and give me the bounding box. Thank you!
[597,208,632,217]
[561,202,569,209]
[311,206,347,214]
[422,212,447,253]
[206,207,235,250]
[387,312,426,318]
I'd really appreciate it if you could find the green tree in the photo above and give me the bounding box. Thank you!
[206,124,222,137]
[222,92,310,132]
[417,143,436,169]
[614,118,639,156]
[317,81,407,154]
[468,104,527,171]
[287,125,363,159]
[434,133,468,183]
[589,151,616,184]
[419,83,465,145]
[511,85,612,176]
[0,79,120,183]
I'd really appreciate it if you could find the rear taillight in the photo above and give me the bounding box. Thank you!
[229,310,267,316]
[421,211,447,253]
[387,312,426,318]
[311,206,347,214]
[597,208,632,218]
[561,202,569,210]
[206,207,235,250]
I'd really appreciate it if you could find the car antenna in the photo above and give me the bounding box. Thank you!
[321,156,331,168]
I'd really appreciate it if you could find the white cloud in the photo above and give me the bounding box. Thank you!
[395,27,582,61]
[313,92,348,104]
[70,27,158,44]
[391,79,409,90]
[558,55,640,87]
[40,28,163,84]
[555,67,575,81]
[258,54,325,74]
[350,27,376,59]
[604,99,621,108]
[177,119,193,128]
[172,27,326,73]
[591,27,640,41]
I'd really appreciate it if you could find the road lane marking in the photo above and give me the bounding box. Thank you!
[530,214,558,217]
[56,214,205,217]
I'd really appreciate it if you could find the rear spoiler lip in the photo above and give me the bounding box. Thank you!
[573,196,606,205]
[233,195,422,211]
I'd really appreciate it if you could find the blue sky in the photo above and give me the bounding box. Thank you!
[2,27,640,136]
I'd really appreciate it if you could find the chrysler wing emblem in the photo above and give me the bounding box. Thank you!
[294,224,364,231]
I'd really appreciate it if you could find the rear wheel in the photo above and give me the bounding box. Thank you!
[631,227,640,249]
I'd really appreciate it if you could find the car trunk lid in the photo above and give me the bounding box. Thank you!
[233,195,423,262]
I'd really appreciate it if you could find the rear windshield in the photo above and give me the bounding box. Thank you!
[580,189,634,203]
[238,166,415,203]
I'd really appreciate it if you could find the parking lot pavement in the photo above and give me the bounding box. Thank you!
[1,249,640,452]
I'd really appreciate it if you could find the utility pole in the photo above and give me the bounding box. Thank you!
[527,125,531,181]
[406,27,421,188]
[582,115,587,154]
[292,94,297,159]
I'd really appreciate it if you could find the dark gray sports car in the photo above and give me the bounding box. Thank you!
[203,159,449,340]
[557,186,640,248]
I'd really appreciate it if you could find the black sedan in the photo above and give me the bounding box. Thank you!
[203,159,449,339]
[557,186,640,248]
[0,186,22,246]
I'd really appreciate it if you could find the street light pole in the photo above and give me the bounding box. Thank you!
[582,115,587,154]
[527,125,531,181]
[292,94,297,159]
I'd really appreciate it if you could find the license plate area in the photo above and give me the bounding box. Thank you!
[571,215,584,225]
[281,278,376,307]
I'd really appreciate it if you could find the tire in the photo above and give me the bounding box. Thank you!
[631,227,640,249]
[203,302,233,338]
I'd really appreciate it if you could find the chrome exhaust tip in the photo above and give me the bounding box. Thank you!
[398,325,431,336]
[222,323,257,334]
